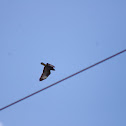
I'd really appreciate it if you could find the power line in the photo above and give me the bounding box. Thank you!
[0,49,126,111]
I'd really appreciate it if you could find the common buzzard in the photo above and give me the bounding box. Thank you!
[39,62,55,81]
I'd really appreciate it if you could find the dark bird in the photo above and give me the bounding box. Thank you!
[39,62,55,81]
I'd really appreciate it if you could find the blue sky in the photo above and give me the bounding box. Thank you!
[0,0,126,126]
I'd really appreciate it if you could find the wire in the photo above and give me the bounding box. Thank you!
[0,49,126,111]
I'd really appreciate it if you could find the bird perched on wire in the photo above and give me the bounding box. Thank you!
[39,62,55,81]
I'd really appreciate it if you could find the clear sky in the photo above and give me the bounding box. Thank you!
[0,0,126,126]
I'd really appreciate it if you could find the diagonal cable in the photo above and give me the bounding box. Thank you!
[0,49,126,111]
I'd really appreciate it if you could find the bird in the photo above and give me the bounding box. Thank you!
[39,62,55,81]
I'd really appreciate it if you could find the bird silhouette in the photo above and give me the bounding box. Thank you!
[39,62,55,81]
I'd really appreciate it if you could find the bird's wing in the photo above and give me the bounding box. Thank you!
[41,62,46,66]
[39,67,50,81]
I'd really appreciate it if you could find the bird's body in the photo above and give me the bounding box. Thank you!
[39,62,55,81]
